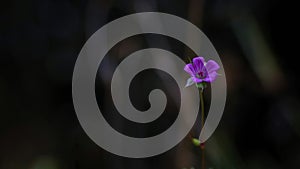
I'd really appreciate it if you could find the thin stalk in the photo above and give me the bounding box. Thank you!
[199,89,205,169]
[188,56,192,63]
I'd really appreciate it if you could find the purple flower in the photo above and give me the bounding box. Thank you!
[184,56,220,87]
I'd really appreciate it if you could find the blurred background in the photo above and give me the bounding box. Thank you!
[1,0,299,169]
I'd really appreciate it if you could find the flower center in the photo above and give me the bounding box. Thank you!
[197,71,206,79]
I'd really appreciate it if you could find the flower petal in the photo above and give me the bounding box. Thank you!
[205,60,220,73]
[192,77,203,83]
[184,63,196,76]
[193,57,205,73]
[204,71,218,82]
[185,77,195,87]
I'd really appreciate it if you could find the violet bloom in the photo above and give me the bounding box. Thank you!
[184,56,220,87]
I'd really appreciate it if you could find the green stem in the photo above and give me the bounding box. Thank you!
[188,56,192,63]
[200,89,204,129]
[199,89,205,169]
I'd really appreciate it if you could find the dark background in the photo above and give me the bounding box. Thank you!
[1,0,299,169]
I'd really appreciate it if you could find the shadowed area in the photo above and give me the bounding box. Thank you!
[1,0,299,169]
